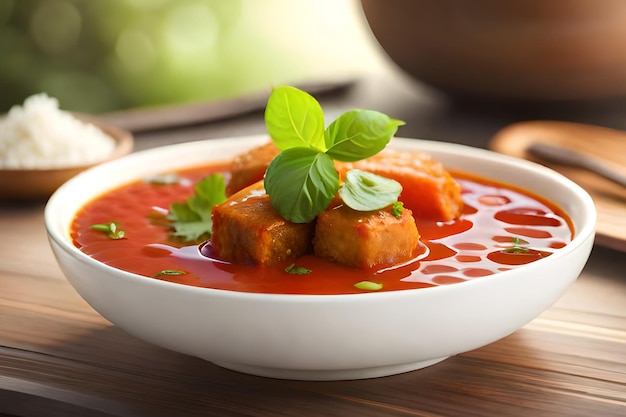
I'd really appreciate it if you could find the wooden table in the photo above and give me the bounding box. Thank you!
[1,71,625,417]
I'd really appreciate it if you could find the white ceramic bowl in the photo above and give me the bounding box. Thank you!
[45,136,596,381]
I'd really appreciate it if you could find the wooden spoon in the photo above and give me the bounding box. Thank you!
[527,142,626,189]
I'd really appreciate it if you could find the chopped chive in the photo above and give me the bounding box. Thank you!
[89,222,125,240]
[503,237,530,254]
[284,263,312,275]
[153,270,186,277]
[392,201,404,218]
[354,281,383,291]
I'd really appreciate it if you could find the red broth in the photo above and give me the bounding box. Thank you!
[70,164,574,295]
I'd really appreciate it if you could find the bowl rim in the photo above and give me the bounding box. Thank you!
[45,135,597,301]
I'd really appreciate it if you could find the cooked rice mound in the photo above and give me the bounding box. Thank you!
[0,93,115,169]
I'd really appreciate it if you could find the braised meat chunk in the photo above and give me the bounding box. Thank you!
[313,204,420,269]
[212,181,314,265]
[226,141,280,196]
[336,150,463,221]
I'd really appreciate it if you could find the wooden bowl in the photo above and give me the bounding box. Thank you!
[0,119,133,202]
[360,0,626,101]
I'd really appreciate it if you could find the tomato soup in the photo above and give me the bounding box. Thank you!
[70,163,573,295]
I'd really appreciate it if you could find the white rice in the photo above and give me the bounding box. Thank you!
[0,93,116,169]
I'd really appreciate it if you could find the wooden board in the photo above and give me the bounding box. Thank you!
[490,120,626,252]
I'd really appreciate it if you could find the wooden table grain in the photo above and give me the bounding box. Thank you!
[1,72,625,417]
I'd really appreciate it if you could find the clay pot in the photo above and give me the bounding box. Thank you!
[360,0,626,101]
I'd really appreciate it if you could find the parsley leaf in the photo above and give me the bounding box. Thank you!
[167,174,227,242]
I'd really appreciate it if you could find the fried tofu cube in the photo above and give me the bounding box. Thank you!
[226,141,280,196]
[211,181,313,265]
[336,150,463,221]
[313,204,420,269]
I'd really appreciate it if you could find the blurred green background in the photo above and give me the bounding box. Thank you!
[0,0,383,114]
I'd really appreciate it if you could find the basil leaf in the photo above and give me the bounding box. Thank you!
[264,147,338,223]
[325,110,405,162]
[339,169,402,211]
[264,86,326,151]
[262,86,405,224]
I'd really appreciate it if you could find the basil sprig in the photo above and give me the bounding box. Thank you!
[264,86,405,223]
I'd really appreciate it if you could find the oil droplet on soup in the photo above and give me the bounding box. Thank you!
[70,165,574,295]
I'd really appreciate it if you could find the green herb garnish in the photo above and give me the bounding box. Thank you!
[354,281,383,291]
[503,237,530,254]
[167,174,227,242]
[153,270,186,277]
[339,170,402,212]
[264,86,405,223]
[89,222,125,239]
[284,263,312,275]
[392,201,405,218]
